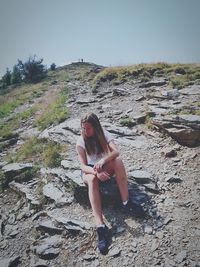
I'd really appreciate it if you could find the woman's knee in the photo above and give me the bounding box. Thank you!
[83,174,98,186]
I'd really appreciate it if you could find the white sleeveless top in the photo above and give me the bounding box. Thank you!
[76,129,114,165]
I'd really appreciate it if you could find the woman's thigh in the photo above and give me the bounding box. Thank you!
[103,161,115,177]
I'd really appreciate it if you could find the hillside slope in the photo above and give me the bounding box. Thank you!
[0,62,200,267]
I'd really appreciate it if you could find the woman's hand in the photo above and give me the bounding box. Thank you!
[94,158,105,172]
[96,171,110,182]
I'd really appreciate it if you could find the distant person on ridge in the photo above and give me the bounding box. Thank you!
[76,112,144,254]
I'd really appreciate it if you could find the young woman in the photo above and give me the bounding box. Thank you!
[76,112,137,254]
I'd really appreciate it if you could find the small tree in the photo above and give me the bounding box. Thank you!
[0,80,5,90]
[17,55,47,83]
[11,64,22,84]
[1,68,11,87]
[50,63,56,71]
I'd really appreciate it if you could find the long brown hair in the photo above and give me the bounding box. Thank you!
[81,113,110,155]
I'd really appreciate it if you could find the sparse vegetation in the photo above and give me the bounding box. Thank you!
[0,107,36,140]
[0,170,6,192]
[177,99,200,116]
[120,117,136,128]
[0,99,21,118]
[0,68,70,148]
[145,115,154,129]
[170,76,187,89]
[36,87,69,130]
[0,81,48,118]
[91,63,200,91]
[7,136,66,168]
[42,141,62,167]
[143,102,155,129]
[7,136,44,163]
[54,70,69,82]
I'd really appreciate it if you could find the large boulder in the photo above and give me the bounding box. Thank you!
[153,115,200,147]
[1,163,34,189]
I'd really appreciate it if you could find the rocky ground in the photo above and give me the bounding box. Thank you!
[0,65,200,266]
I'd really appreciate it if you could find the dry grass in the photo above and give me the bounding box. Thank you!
[91,63,200,91]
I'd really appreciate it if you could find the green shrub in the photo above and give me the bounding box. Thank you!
[11,64,22,84]
[7,136,44,163]
[7,137,65,168]
[1,68,11,87]
[170,76,186,89]
[42,141,62,167]
[50,63,56,71]
[15,166,39,183]
[193,71,200,80]
[20,107,36,120]
[0,99,21,118]
[17,56,47,83]
[0,170,6,192]
[120,117,136,127]
[0,118,20,140]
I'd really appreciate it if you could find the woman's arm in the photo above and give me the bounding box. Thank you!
[94,140,119,171]
[76,145,110,181]
[104,140,119,164]
[76,145,97,175]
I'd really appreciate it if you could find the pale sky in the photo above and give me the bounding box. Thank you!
[0,0,200,77]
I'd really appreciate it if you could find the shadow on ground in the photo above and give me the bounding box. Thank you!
[73,176,165,254]
[74,176,162,223]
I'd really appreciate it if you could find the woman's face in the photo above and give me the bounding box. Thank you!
[82,122,94,137]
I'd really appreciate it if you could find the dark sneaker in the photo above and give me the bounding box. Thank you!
[97,225,109,254]
[121,200,145,218]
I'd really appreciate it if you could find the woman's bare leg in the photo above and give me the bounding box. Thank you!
[104,157,129,202]
[83,174,104,226]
